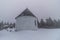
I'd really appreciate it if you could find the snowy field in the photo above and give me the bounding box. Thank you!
[0,29,60,40]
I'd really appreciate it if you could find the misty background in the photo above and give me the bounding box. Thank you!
[0,0,60,23]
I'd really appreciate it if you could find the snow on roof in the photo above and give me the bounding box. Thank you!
[15,8,37,19]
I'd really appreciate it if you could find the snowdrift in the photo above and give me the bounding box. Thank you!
[0,29,60,40]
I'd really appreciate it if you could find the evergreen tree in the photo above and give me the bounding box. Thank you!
[40,19,46,28]
[57,19,60,27]
[46,17,54,28]
[13,23,15,28]
[0,21,4,30]
[53,19,57,27]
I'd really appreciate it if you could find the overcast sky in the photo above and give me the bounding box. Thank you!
[0,0,60,23]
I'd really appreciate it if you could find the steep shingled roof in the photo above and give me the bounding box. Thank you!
[15,8,36,19]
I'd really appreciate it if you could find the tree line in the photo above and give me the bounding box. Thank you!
[38,17,60,28]
[0,17,60,30]
[0,21,15,30]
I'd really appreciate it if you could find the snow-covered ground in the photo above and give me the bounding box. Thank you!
[0,29,60,40]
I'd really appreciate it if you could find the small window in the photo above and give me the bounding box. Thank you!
[35,20,36,26]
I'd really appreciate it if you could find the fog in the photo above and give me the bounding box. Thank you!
[0,0,60,23]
